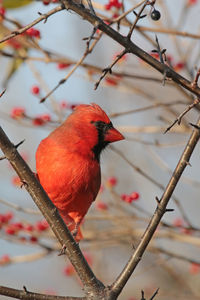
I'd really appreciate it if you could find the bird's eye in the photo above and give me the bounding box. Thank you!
[91,121,113,133]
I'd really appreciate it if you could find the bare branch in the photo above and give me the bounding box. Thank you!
[0,285,85,300]
[110,117,200,297]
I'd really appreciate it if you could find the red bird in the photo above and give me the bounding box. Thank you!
[36,103,124,241]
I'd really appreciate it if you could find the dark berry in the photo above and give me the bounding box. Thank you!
[151,9,161,21]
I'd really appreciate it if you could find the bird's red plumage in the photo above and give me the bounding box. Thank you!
[36,103,124,241]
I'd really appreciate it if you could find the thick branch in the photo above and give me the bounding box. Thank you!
[61,0,200,97]
[110,118,200,297]
[0,285,85,300]
[0,127,104,297]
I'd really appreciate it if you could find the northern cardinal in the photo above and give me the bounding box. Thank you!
[36,103,124,241]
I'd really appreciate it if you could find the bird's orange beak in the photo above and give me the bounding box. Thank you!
[104,127,124,143]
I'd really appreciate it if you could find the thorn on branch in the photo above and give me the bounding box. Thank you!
[0,88,6,98]
[164,98,200,134]
[141,290,146,300]
[165,208,174,213]
[190,123,200,130]
[15,139,25,149]
[84,25,98,54]
[155,196,160,204]
[154,35,164,64]
[94,49,127,90]
[23,286,28,294]
[191,68,200,88]
[38,12,48,23]
[149,288,159,300]
[133,11,147,19]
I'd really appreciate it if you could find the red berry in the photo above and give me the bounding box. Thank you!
[24,224,34,232]
[4,212,13,222]
[0,255,11,265]
[60,101,68,109]
[13,222,24,230]
[129,192,140,201]
[64,264,75,276]
[7,39,22,49]
[187,0,197,5]
[107,176,117,187]
[12,176,21,187]
[41,114,51,122]
[32,114,51,126]
[57,62,71,70]
[0,214,8,224]
[96,201,108,211]
[5,226,16,235]
[43,0,50,4]
[174,62,185,71]
[105,77,118,86]
[31,85,40,95]
[35,220,49,231]
[105,3,112,10]
[26,28,40,38]
[32,117,45,126]
[11,107,25,119]
[30,236,38,243]
[0,7,6,17]
[121,194,128,201]
[173,218,184,227]
[189,263,200,274]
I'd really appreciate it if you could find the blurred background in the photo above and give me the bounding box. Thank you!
[0,0,200,299]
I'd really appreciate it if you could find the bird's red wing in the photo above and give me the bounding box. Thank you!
[36,136,101,223]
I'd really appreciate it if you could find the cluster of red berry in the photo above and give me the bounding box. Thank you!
[105,0,122,10]
[0,211,49,244]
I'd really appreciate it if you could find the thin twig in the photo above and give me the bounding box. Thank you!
[165,98,200,133]
[94,49,127,90]
[127,0,148,40]
[0,5,64,45]
[40,31,103,102]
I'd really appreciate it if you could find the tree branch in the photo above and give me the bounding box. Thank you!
[0,285,85,300]
[60,0,200,98]
[110,118,200,297]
